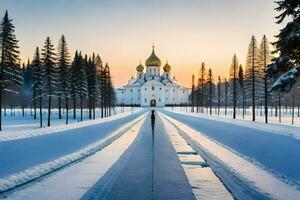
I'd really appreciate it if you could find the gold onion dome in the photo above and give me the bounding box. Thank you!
[163,61,171,72]
[136,62,144,72]
[145,46,161,67]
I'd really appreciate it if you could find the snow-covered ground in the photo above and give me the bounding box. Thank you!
[168,106,300,126]
[165,108,300,140]
[161,112,300,199]
[0,107,135,131]
[161,110,300,192]
[0,109,146,193]
[0,116,146,200]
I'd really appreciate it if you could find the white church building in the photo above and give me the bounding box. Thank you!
[116,46,189,107]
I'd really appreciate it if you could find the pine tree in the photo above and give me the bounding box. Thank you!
[31,47,43,127]
[191,74,195,112]
[224,78,228,116]
[86,55,99,119]
[74,52,87,121]
[105,63,116,116]
[57,35,71,124]
[96,55,105,118]
[41,37,57,127]
[238,64,245,119]
[206,68,213,115]
[244,36,263,121]
[229,54,239,119]
[199,62,206,113]
[20,60,32,117]
[260,35,272,123]
[266,1,300,92]
[0,11,22,131]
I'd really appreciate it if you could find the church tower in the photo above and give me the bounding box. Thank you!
[145,45,161,81]
[136,61,144,80]
[163,60,171,79]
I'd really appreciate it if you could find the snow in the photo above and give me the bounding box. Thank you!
[0,116,145,200]
[161,112,300,200]
[0,111,146,193]
[165,107,300,140]
[160,114,233,200]
[0,108,143,142]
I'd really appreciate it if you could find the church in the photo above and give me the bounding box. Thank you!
[116,46,189,107]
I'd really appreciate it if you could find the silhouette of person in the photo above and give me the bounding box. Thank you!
[151,110,155,131]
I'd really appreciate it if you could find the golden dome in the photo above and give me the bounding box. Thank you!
[163,61,171,72]
[136,62,144,72]
[145,46,161,67]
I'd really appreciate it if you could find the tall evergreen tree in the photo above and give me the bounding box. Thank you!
[57,35,71,124]
[31,47,43,127]
[244,36,263,121]
[199,62,206,113]
[206,68,213,115]
[259,35,272,123]
[229,54,239,119]
[238,64,245,119]
[41,37,57,127]
[267,1,300,92]
[86,55,99,119]
[0,11,22,131]
[74,52,87,121]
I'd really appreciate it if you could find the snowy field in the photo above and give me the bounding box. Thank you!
[161,109,300,189]
[0,107,136,132]
[1,107,300,199]
[167,106,300,126]
[0,108,146,193]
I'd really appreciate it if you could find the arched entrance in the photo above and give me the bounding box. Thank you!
[150,99,156,107]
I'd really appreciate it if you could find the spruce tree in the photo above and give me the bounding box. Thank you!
[86,55,99,119]
[206,68,213,115]
[31,47,43,127]
[57,35,71,124]
[199,62,206,113]
[41,37,57,127]
[74,52,87,121]
[238,64,245,119]
[0,11,22,131]
[244,36,262,121]
[229,54,239,119]
[260,35,272,123]
[267,0,300,92]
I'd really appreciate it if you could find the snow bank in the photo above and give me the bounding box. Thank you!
[161,113,300,200]
[0,108,143,142]
[165,109,300,140]
[0,113,147,193]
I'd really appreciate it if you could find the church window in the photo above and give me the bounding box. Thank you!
[150,69,152,74]
[145,88,147,91]
[166,89,168,92]
[173,89,175,92]
[152,86,155,91]
[145,98,147,103]
[159,87,161,90]
[131,98,133,101]
[159,99,161,102]
[122,91,124,94]
[130,89,133,92]
[138,89,140,92]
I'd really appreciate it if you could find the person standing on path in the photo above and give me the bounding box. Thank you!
[151,110,155,131]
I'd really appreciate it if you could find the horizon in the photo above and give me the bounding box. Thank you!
[0,0,282,87]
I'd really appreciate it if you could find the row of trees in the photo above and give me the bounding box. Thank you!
[0,11,116,130]
[190,34,298,123]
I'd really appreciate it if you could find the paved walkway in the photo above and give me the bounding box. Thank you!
[83,113,196,200]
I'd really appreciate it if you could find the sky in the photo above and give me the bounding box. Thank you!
[0,0,282,87]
